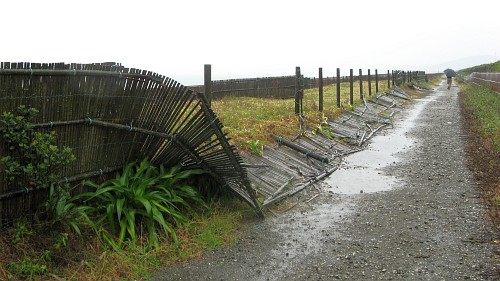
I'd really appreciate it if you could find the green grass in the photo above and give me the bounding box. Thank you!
[458,60,500,75]
[212,80,390,152]
[1,199,253,281]
[459,83,500,151]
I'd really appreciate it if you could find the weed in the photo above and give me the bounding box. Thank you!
[7,257,48,281]
[11,221,32,244]
[53,232,68,249]
[246,140,263,156]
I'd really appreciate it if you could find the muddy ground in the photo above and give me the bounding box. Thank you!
[152,81,498,280]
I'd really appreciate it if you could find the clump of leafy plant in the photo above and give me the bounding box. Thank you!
[245,140,263,156]
[0,105,75,189]
[10,221,33,244]
[79,158,207,250]
[7,256,48,281]
[42,182,94,236]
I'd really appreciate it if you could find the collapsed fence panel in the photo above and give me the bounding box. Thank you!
[0,62,262,223]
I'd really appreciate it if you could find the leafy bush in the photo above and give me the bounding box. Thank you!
[79,158,207,250]
[0,106,75,189]
[1,106,88,234]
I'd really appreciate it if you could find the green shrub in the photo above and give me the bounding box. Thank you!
[0,106,75,190]
[1,106,88,235]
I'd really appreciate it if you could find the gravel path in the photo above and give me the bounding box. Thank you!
[152,81,496,280]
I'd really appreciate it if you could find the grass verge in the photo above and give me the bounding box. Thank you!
[459,82,500,225]
[0,199,255,280]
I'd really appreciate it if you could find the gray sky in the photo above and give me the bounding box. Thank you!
[2,0,499,85]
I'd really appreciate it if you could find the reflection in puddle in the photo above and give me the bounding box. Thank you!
[325,94,438,195]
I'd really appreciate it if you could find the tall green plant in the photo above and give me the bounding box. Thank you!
[79,158,207,250]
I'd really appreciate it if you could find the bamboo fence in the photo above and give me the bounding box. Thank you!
[211,76,297,99]
[0,62,262,224]
[193,70,424,100]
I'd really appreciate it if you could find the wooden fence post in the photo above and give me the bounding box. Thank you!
[204,64,212,106]
[387,70,391,88]
[349,69,354,105]
[336,68,341,108]
[319,67,323,112]
[368,69,372,96]
[359,69,363,99]
[375,69,379,93]
[295,66,303,116]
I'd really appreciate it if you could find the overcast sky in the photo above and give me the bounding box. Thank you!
[2,0,499,85]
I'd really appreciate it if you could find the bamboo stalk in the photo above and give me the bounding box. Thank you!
[263,166,338,206]
[272,135,329,164]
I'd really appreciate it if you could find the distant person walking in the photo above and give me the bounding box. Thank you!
[443,68,457,90]
[446,75,452,90]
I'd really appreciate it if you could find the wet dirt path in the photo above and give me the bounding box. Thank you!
[152,81,496,280]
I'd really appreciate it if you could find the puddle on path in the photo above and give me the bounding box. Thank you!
[263,198,355,279]
[325,94,438,195]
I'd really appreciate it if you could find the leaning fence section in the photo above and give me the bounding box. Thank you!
[0,62,262,224]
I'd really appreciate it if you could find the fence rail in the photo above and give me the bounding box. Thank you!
[0,62,262,224]
[191,76,297,100]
